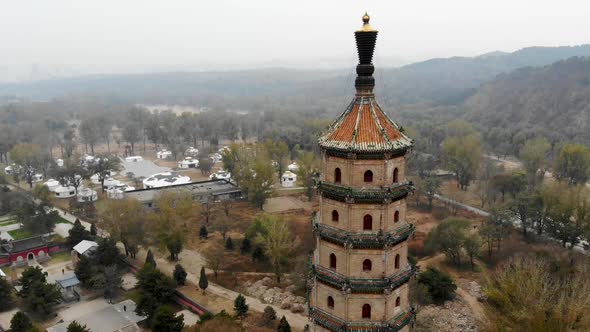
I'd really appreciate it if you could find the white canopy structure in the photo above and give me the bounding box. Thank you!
[102,177,122,190]
[209,153,222,163]
[185,147,199,156]
[125,156,143,162]
[287,162,300,172]
[54,185,76,198]
[281,171,297,187]
[142,172,191,189]
[178,157,199,169]
[91,171,116,185]
[73,240,98,256]
[77,188,98,203]
[56,158,64,167]
[106,184,136,199]
[156,149,172,159]
[44,179,61,192]
[4,164,20,175]
[209,170,231,181]
[32,173,44,183]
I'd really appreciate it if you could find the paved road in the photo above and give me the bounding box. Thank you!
[433,194,490,217]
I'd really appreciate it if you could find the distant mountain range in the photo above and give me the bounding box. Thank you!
[1,44,590,109]
[465,56,590,144]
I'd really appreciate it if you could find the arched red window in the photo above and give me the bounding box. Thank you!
[395,297,401,307]
[362,304,371,319]
[363,215,372,230]
[329,253,337,270]
[362,259,372,271]
[364,170,373,183]
[393,168,399,183]
[394,254,400,269]
[394,211,400,223]
[332,210,339,222]
[327,296,334,309]
[334,168,341,183]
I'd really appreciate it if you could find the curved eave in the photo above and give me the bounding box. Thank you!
[317,137,413,155]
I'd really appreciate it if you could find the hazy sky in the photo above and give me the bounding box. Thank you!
[1,0,590,81]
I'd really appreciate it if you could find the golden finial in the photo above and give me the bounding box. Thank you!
[358,12,376,32]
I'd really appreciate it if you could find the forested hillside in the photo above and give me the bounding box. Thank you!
[2,45,590,110]
[466,57,590,148]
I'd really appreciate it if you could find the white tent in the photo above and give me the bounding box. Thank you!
[77,188,98,203]
[143,172,191,189]
[56,158,64,167]
[287,162,300,172]
[209,170,231,181]
[102,177,122,190]
[156,149,172,159]
[209,153,222,163]
[106,184,136,199]
[32,173,44,183]
[185,147,199,156]
[281,171,297,187]
[54,185,76,198]
[44,179,61,192]
[178,157,199,169]
[125,156,143,162]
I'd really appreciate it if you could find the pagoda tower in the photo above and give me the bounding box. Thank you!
[308,14,416,332]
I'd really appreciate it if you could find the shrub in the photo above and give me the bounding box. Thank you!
[417,267,456,304]
[261,305,277,326]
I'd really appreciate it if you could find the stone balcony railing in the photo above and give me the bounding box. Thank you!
[313,222,415,249]
[311,264,414,294]
[317,181,412,204]
[309,306,416,332]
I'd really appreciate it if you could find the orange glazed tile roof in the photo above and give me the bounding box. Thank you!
[318,96,412,153]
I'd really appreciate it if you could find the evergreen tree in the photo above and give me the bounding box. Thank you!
[94,237,121,266]
[240,238,251,254]
[225,236,234,250]
[145,249,157,267]
[165,233,183,261]
[18,266,47,297]
[75,255,94,287]
[68,219,91,246]
[277,316,291,332]
[135,264,176,319]
[10,312,32,332]
[66,321,91,332]
[234,294,249,318]
[90,223,97,237]
[173,264,187,286]
[0,276,14,311]
[152,306,185,332]
[199,266,208,293]
[91,265,122,303]
[199,225,208,239]
[261,305,277,327]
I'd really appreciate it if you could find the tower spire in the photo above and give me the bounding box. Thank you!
[354,12,378,95]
